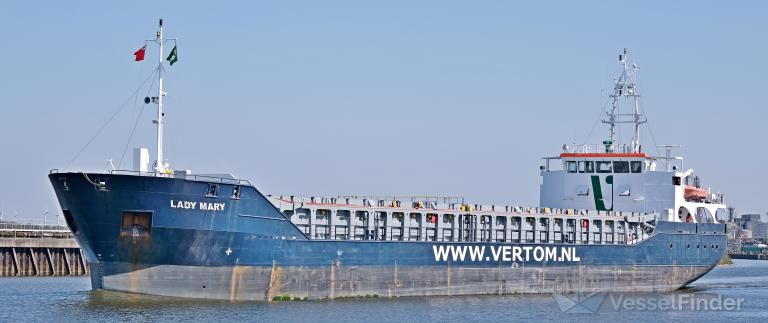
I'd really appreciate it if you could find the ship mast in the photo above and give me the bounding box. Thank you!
[602,48,646,153]
[156,19,165,173]
[146,19,176,173]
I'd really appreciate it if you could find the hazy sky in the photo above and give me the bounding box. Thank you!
[1,1,766,222]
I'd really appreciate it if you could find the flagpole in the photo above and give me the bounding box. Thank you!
[156,18,165,174]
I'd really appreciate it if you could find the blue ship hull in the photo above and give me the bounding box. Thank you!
[49,172,726,300]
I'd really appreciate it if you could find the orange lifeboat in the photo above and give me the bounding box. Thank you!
[684,185,709,200]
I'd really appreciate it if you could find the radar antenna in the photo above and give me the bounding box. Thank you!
[602,48,647,153]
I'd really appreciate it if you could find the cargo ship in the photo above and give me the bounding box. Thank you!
[49,22,727,301]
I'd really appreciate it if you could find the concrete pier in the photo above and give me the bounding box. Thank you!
[0,223,88,276]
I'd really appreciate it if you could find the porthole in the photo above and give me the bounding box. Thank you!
[669,243,673,248]
[687,244,690,248]
[697,244,700,248]
[704,245,707,248]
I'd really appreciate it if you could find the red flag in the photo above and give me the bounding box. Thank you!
[134,45,146,61]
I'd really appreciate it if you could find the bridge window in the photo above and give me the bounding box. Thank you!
[596,161,612,173]
[566,161,577,173]
[231,186,241,199]
[630,161,643,173]
[578,161,594,173]
[613,161,629,173]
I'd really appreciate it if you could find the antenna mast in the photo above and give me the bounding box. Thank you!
[602,48,647,153]
[143,19,176,173]
[155,19,166,173]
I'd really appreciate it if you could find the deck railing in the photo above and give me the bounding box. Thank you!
[108,169,254,186]
[51,169,254,186]
[564,144,636,154]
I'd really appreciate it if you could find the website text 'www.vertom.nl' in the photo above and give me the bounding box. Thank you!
[432,245,581,263]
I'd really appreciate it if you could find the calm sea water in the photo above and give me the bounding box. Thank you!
[1,260,767,323]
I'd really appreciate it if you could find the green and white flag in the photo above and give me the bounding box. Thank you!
[166,45,178,65]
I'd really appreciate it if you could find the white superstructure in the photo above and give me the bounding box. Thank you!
[539,49,726,223]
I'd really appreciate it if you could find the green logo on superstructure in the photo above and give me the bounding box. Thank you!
[590,175,613,211]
